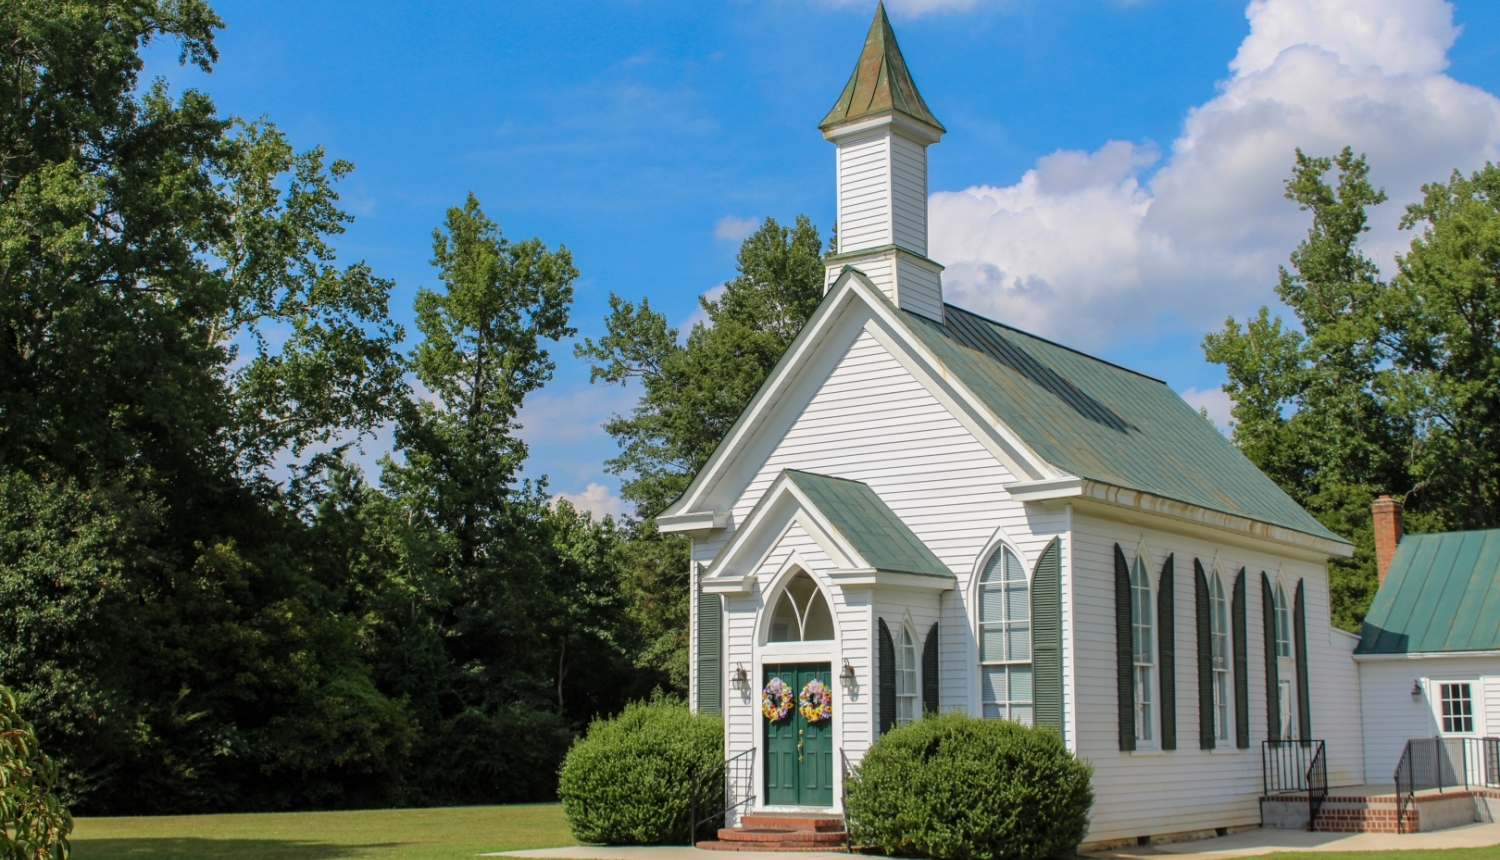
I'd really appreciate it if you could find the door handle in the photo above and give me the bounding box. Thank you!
[797,729,804,762]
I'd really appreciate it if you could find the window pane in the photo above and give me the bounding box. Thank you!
[770,591,800,642]
[1007,625,1031,661]
[1006,584,1030,621]
[1009,705,1034,726]
[982,666,1007,704]
[980,586,1005,623]
[1004,548,1026,583]
[983,703,1003,719]
[1009,666,1033,702]
[802,590,835,641]
[981,627,1005,662]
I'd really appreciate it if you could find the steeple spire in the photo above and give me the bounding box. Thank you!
[820,3,946,323]
[819,2,944,135]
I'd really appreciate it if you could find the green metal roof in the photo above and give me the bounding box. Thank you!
[819,2,945,134]
[895,304,1345,545]
[784,469,953,578]
[1358,529,1500,655]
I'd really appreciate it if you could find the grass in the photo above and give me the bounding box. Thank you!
[1255,853,1500,860]
[69,803,578,860]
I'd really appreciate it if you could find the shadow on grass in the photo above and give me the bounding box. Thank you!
[71,838,407,859]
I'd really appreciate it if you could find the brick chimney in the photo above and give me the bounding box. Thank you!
[1372,494,1404,583]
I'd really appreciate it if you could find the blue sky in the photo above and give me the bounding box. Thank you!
[146,0,1500,517]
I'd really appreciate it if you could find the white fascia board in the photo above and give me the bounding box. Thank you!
[1352,649,1500,662]
[829,568,956,591]
[656,510,731,534]
[702,575,757,595]
[1005,476,1084,502]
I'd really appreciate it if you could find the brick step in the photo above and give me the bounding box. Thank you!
[739,814,845,833]
[696,840,840,852]
[716,827,847,845]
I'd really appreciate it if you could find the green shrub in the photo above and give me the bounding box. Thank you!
[0,687,72,859]
[845,714,1092,860]
[558,695,722,844]
[413,704,575,806]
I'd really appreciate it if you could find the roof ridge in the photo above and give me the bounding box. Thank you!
[936,303,1167,385]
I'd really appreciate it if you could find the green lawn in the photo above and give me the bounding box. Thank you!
[70,803,578,860]
[1256,851,1500,860]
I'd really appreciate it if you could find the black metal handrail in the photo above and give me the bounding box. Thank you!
[687,747,755,846]
[1393,736,1500,833]
[1306,740,1328,830]
[1261,740,1323,794]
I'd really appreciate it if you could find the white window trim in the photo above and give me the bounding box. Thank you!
[1430,678,1484,737]
[974,541,1035,725]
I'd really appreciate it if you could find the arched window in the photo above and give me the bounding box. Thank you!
[768,572,835,642]
[1273,582,1291,658]
[1131,555,1154,742]
[979,546,1032,725]
[896,626,918,726]
[1210,572,1231,742]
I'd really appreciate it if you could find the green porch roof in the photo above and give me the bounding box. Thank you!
[1357,529,1500,655]
[819,2,944,134]
[784,469,952,579]
[897,304,1344,545]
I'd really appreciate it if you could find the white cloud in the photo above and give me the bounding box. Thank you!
[554,482,626,520]
[515,383,635,447]
[1179,386,1234,434]
[931,0,1500,346]
[714,215,760,242]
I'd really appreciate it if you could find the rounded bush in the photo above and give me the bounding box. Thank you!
[558,696,723,845]
[845,714,1093,860]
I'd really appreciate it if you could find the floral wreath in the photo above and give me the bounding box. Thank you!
[762,677,794,721]
[799,678,833,723]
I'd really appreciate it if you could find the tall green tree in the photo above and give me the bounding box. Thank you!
[577,215,825,687]
[1205,149,1500,630]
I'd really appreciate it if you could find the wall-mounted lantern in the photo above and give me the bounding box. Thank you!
[1411,680,1424,700]
[840,660,857,687]
[731,664,750,693]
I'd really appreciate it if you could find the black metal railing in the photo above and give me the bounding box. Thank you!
[1306,740,1328,829]
[1261,740,1327,831]
[1393,736,1500,833]
[687,747,755,846]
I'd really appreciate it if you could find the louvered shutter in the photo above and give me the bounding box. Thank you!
[1158,554,1176,751]
[1294,579,1312,739]
[1261,572,1279,740]
[922,622,939,715]
[1031,538,1064,734]
[697,590,722,715]
[1232,568,1249,749]
[878,618,896,736]
[1195,560,1214,750]
[1114,544,1135,751]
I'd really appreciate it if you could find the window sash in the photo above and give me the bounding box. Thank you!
[1135,666,1154,741]
[1440,683,1474,734]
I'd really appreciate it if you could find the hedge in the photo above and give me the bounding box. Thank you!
[558,696,722,844]
[845,714,1092,860]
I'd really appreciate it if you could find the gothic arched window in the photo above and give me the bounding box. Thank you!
[979,546,1032,725]
[769,572,835,642]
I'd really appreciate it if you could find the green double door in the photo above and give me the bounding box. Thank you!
[764,663,834,807]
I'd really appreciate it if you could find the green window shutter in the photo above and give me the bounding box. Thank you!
[1158,554,1176,751]
[697,590,722,715]
[922,622,939,715]
[1233,568,1249,749]
[1261,572,1279,740]
[878,618,896,736]
[1294,579,1312,739]
[1114,544,1136,752]
[1195,560,1214,750]
[1031,538,1064,734]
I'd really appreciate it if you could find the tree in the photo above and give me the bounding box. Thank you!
[1204,149,1500,630]
[576,216,825,686]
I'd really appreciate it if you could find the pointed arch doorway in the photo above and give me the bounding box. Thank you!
[762,571,835,807]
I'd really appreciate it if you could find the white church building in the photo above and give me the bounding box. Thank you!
[664,4,1499,848]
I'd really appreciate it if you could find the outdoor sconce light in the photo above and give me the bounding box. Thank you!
[731,664,750,692]
[1412,680,1424,700]
[839,660,857,687]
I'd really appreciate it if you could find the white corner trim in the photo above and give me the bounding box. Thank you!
[829,568,955,591]
[702,575,757,595]
[657,510,731,534]
[1006,476,1084,502]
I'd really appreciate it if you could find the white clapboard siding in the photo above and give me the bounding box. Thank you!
[894,256,942,320]
[698,325,1068,756]
[1071,513,1364,842]
[1359,656,1500,780]
[837,133,892,253]
[890,134,928,256]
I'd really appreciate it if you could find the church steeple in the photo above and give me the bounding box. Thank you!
[819,2,944,135]
[821,3,946,323]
